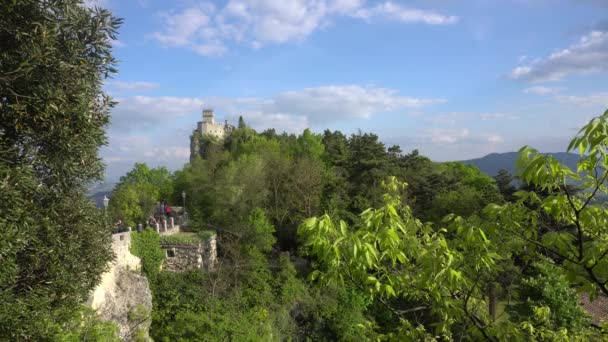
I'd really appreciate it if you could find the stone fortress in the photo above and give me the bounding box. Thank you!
[190,108,235,161]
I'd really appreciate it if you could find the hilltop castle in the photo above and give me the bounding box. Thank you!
[190,109,235,161]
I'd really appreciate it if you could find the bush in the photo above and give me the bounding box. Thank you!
[130,228,165,283]
[507,261,590,330]
[159,231,214,245]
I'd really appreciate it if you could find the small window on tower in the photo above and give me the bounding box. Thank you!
[167,249,175,258]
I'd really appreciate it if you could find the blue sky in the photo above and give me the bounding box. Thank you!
[93,0,608,181]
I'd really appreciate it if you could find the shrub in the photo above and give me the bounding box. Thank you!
[130,229,165,283]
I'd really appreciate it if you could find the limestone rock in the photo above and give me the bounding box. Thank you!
[89,232,153,341]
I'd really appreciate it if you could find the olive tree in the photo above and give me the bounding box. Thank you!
[0,1,121,339]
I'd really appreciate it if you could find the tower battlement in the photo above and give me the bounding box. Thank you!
[202,109,215,124]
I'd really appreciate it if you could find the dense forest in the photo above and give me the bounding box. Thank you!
[2,1,608,341]
[104,118,607,341]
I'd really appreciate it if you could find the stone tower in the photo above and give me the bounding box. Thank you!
[202,109,215,125]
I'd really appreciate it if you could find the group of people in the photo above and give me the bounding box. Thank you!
[147,200,172,228]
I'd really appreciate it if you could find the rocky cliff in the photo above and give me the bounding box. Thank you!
[88,231,153,341]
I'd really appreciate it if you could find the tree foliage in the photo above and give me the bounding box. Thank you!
[508,261,590,330]
[0,1,120,339]
[130,228,165,283]
[488,109,608,300]
[297,110,608,340]
[109,163,174,227]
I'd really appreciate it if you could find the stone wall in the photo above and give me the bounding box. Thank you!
[161,234,217,272]
[161,244,203,272]
[202,235,217,271]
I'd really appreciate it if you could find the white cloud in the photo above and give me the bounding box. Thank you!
[510,30,608,82]
[152,7,212,47]
[429,127,469,145]
[484,134,504,143]
[426,111,519,125]
[110,96,204,132]
[210,85,445,132]
[109,85,444,133]
[150,1,458,56]
[102,84,445,180]
[271,85,445,122]
[479,112,519,120]
[102,134,191,181]
[524,86,564,95]
[110,81,160,92]
[353,2,458,25]
[84,0,108,8]
[555,92,608,107]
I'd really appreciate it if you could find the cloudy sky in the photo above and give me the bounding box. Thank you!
[95,0,608,181]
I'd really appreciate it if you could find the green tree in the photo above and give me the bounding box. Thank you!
[244,208,276,253]
[425,162,503,222]
[346,132,391,213]
[298,176,601,340]
[489,109,608,299]
[0,1,120,338]
[508,261,590,330]
[53,306,121,342]
[210,154,268,226]
[494,168,517,202]
[109,163,174,226]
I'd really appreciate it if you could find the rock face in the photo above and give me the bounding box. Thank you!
[89,232,153,341]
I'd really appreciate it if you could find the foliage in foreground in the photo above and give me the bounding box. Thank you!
[0,0,120,339]
[53,306,121,342]
[299,109,608,340]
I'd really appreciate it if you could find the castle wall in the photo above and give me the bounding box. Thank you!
[202,122,228,138]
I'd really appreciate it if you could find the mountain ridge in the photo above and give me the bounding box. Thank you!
[457,151,580,177]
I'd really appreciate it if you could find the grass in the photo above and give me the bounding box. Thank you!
[159,231,215,245]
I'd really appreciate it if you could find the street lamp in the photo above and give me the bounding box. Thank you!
[103,195,109,211]
[181,191,186,217]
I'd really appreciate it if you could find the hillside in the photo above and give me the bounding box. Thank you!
[458,152,580,177]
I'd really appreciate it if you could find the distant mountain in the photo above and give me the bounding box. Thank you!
[86,181,116,208]
[89,190,112,209]
[459,152,580,178]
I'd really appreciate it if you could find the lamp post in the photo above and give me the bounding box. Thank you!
[103,195,110,232]
[103,195,109,212]
[181,191,186,219]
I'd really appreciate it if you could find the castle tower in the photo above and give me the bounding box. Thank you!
[202,109,215,124]
[190,108,237,161]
